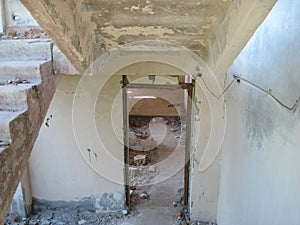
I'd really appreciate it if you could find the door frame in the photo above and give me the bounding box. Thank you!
[122,76,195,209]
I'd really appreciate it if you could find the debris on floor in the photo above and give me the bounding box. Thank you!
[1,27,48,40]
[5,210,131,225]
[0,140,10,147]
[4,115,200,225]
[129,165,158,186]
[0,79,30,86]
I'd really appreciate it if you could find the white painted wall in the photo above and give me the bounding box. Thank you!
[4,0,38,27]
[30,46,225,221]
[29,75,125,204]
[29,64,183,204]
[0,0,5,32]
[218,0,300,224]
[189,85,213,221]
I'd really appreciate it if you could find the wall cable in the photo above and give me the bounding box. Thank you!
[199,74,300,113]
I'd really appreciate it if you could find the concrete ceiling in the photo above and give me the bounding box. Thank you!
[20,0,277,75]
[81,0,229,55]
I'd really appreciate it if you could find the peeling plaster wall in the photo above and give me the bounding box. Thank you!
[218,1,300,224]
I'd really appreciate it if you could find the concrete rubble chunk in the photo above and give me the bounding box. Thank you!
[78,219,87,224]
[148,165,157,173]
[139,191,149,200]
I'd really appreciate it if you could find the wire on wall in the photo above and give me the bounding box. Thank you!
[199,74,300,113]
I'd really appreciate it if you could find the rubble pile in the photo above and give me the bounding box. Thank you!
[1,27,48,40]
[128,165,158,186]
[173,188,217,225]
[128,116,159,166]
[5,211,126,225]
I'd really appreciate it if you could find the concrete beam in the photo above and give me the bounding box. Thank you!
[20,0,86,73]
[206,0,278,77]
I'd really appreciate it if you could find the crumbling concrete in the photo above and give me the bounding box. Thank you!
[0,39,56,224]
[20,0,276,76]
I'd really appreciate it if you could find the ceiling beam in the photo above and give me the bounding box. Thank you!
[20,0,86,74]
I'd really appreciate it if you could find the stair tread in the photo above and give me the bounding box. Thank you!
[0,110,24,123]
[0,38,52,43]
[0,60,48,66]
[0,83,39,111]
[0,60,51,82]
[0,38,53,61]
[0,110,25,142]
[0,83,39,92]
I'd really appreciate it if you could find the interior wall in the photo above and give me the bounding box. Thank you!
[30,55,223,222]
[189,85,220,223]
[0,1,5,32]
[29,75,125,213]
[28,63,190,214]
[218,0,300,224]
[4,0,38,27]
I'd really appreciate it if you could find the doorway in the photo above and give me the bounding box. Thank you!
[122,76,194,223]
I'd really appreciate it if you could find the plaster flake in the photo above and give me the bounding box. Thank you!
[142,5,155,15]
[201,23,212,30]
[194,39,207,47]
[99,25,175,47]
[208,16,218,24]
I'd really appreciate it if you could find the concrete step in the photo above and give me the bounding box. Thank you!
[0,110,24,143]
[0,39,53,61]
[0,61,46,82]
[0,83,38,111]
[0,145,9,154]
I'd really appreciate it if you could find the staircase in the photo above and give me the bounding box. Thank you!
[0,39,56,224]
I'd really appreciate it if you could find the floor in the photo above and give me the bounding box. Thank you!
[124,118,186,225]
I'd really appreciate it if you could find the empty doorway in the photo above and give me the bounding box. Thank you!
[122,77,194,224]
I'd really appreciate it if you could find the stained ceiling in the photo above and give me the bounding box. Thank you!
[80,0,230,56]
[21,0,277,74]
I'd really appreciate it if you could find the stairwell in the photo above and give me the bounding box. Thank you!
[0,38,56,224]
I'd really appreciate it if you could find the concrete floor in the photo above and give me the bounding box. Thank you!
[121,170,184,225]
[122,122,185,225]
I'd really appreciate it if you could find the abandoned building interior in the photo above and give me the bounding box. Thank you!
[0,0,300,224]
